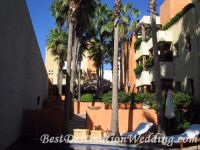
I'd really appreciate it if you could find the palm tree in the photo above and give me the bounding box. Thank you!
[87,4,113,96]
[149,0,165,135]
[119,3,139,90]
[110,0,121,136]
[46,28,67,97]
[69,0,98,117]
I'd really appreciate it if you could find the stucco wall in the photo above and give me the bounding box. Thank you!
[160,0,192,26]
[167,6,200,99]
[125,36,137,93]
[0,0,48,149]
[87,109,157,134]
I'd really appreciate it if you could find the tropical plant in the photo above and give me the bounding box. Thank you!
[149,0,165,135]
[110,0,121,136]
[102,91,112,104]
[173,92,192,108]
[134,65,143,75]
[46,28,67,96]
[145,57,154,68]
[51,0,98,130]
[134,37,142,50]
[87,3,114,96]
[80,93,94,102]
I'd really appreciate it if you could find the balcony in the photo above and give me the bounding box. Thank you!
[149,62,175,82]
[135,41,150,60]
[136,71,151,87]
[146,31,172,51]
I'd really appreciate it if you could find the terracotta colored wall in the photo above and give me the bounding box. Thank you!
[160,0,192,26]
[125,35,137,93]
[23,109,64,136]
[74,101,105,114]
[87,109,157,134]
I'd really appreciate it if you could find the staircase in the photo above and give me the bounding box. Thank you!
[68,113,87,134]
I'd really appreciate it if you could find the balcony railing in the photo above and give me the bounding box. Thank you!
[149,61,175,82]
[145,31,172,51]
[136,71,151,87]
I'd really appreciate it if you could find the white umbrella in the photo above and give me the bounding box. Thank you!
[165,89,175,119]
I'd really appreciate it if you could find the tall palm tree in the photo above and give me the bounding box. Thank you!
[69,0,98,117]
[46,28,67,96]
[87,4,113,96]
[110,0,121,136]
[119,3,139,90]
[149,0,165,135]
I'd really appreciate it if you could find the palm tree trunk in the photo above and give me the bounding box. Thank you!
[59,69,63,96]
[69,36,79,118]
[111,0,121,136]
[78,61,81,100]
[149,0,165,135]
[120,40,125,90]
[64,21,73,132]
[57,59,61,96]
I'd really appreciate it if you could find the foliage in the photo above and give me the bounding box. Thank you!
[134,93,157,109]
[102,91,112,104]
[80,93,94,102]
[145,57,154,68]
[134,37,142,50]
[101,91,131,104]
[162,3,195,30]
[46,28,67,66]
[134,65,143,75]
[118,92,131,103]
[134,93,145,102]
[173,92,192,132]
[119,2,140,41]
[173,92,192,108]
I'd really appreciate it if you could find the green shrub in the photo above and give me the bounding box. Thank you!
[80,93,93,102]
[134,65,143,75]
[162,3,195,30]
[134,93,145,103]
[118,92,131,103]
[102,91,131,104]
[144,93,157,109]
[145,57,154,68]
[134,37,142,50]
[102,91,112,104]
[173,92,192,132]
[173,92,192,108]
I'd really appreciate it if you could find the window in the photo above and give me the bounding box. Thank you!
[48,70,53,75]
[185,34,192,51]
[187,79,194,96]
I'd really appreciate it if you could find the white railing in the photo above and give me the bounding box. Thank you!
[149,61,175,82]
[136,71,151,87]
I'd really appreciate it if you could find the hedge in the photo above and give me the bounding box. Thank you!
[80,93,93,102]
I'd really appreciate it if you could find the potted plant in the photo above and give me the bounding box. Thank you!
[134,93,145,109]
[118,92,131,109]
[102,92,112,109]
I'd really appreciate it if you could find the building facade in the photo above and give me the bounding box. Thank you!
[133,0,200,100]
[45,49,96,85]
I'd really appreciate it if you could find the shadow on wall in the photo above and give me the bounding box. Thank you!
[174,1,200,98]
[23,109,64,137]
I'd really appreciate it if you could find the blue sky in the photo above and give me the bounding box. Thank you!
[26,0,164,68]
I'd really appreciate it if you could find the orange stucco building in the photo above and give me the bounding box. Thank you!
[160,0,192,25]
[124,36,137,93]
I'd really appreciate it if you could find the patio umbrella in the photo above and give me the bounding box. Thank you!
[165,89,175,119]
